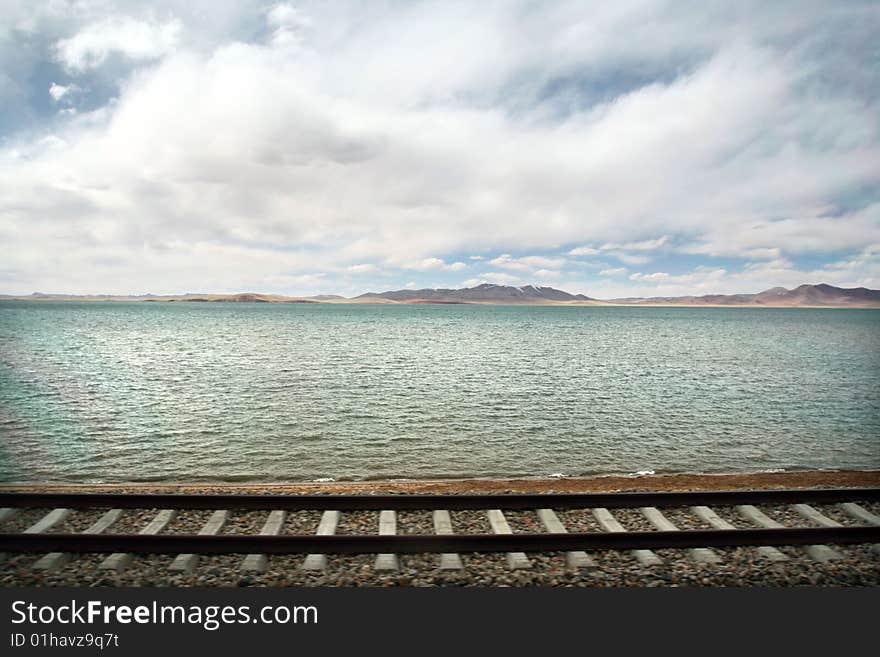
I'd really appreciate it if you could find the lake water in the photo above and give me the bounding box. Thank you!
[0,301,877,483]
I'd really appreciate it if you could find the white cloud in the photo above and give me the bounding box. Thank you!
[680,205,880,259]
[568,246,600,256]
[48,82,77,102]
[266,3,310,30]
[0,2,878,295]
[55,16,182,71]
[629,271,670,281]
[612,253,652,266]
[36,135,67,150]
[403,258,467,272]
[347,263,378,274]
[599,267,627,276]
[570,237,667,266]
[489,254,567,271]
[489,254,525,270]
[601,236,669,251]
[265,3,312,48]
[464,272,522,286]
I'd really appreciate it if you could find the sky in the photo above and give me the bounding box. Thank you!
[0,1,878,298]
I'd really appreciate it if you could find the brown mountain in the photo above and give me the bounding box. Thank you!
[356,283,595,304]
[610,284,880,307]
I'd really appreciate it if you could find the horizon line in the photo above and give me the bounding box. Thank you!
[2,281,877,301]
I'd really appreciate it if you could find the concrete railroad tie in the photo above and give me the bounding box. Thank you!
[640,507,721,564]
[486,509,531,570]
[34,509,124,571]
[536,509,595,569]
[592,508,662,566]
[374,510,399,571]
[100,510,177,573]
[2,509,71,563]
[433,510,464,570]
[737,505,842,562]
[840,502,880,553]
[169,510,229,573]
[240,511,287,573]
[690,506,787,562]
[795,503,880,557]
[25,508,71,534]
[302,511,341,571]
[840,502,880,526]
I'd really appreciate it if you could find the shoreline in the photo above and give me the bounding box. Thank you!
[3,469,877,495]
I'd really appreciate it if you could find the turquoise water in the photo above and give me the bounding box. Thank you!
[0,301,878,483]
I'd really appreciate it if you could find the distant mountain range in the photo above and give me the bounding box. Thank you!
[356,282,880,306]
[357,283,593,303]
[3,283,879,307]
[608,283,880,307]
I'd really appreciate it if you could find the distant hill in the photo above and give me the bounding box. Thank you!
[609,284,880,307]
[1,292,318,303]
[167,293,317,303]
[356,283,595,304]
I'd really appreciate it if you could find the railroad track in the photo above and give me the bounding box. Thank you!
[1,488,879,574]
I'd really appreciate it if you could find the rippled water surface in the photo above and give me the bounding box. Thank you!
[0,301,878,482]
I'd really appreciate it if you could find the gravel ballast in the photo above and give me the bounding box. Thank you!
[2,472,878,587]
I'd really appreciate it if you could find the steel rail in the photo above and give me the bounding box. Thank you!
[2,526,878,554]
[1,488,878,510]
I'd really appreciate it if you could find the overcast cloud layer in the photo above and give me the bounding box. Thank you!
[1,0,878,297]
